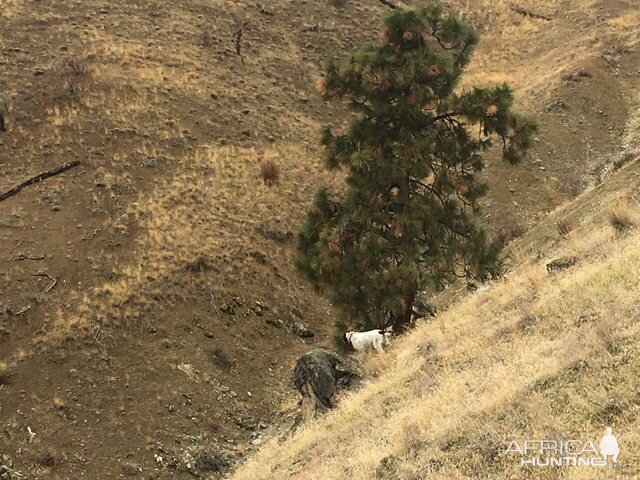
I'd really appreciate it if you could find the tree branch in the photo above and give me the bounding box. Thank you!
[510,6,552,21]
[0,161,81,202]
[32,272,57,292]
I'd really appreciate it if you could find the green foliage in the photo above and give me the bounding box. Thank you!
[297,4,537,330]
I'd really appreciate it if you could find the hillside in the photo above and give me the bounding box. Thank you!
[232,169,640,479]
[1,0,639,479]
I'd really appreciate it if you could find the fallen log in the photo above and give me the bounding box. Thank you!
[0,160,80,202]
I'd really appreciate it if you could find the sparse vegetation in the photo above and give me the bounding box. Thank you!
[559,174,585,198]
[61,56,89,77]
[556,218,572,237]
[2,0,640,479]
[259,160,280,185]
[613,151,639,170]
[211,346,234,371]
[199,30,215,48]
[233,228,640,480]
[516,305,538,331]
[493,223,526,248]
[608,198,635,232]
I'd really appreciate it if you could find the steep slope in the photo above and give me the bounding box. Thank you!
[232,160,640,479]
[0,0,639,478]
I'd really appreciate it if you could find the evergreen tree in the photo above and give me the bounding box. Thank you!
[297,4,537,332]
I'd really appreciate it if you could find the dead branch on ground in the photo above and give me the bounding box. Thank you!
[9,305,32,315]
[15,254,45,261]
[510,6,552,21]
[0,160,81,202]
[32,272,57,292]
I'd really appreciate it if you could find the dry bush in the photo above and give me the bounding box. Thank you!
[559,174,585,198]
[199,30,216,48]
[493,223,526,248]
[607,198,635,233]
[613,151,639,170]
[595,315,622,354]
[516,306,538,331]
[58,82,82,105]
[259,160,280,185]
[556,219,572,237]
[211,346,234,371]
[328,0,347,7]
[55,56,92,105]
[61,57,89,77]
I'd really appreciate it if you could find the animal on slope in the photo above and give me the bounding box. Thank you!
[343,328,392,353]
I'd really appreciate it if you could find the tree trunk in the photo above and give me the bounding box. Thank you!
[392,288,416,333]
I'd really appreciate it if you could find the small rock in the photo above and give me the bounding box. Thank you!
[220,303,235,315]
[546,256,579,273]
[250,438,262,446]
[194,451,232,472]
[289,321,314,339]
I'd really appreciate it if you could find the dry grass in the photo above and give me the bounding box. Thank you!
[1,0,639,478]
[12,0,638,355]
[607,198,636,233]
[232,227,640,480]
[36,144,340,341]
[556,218,573,237]
[259,160,281,185]
[454,0,640,105]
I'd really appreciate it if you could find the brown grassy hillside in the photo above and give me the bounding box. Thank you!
[1,0,639,478]
[232,183,640,479]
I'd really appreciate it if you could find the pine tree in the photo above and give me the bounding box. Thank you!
[296,5,537,332]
